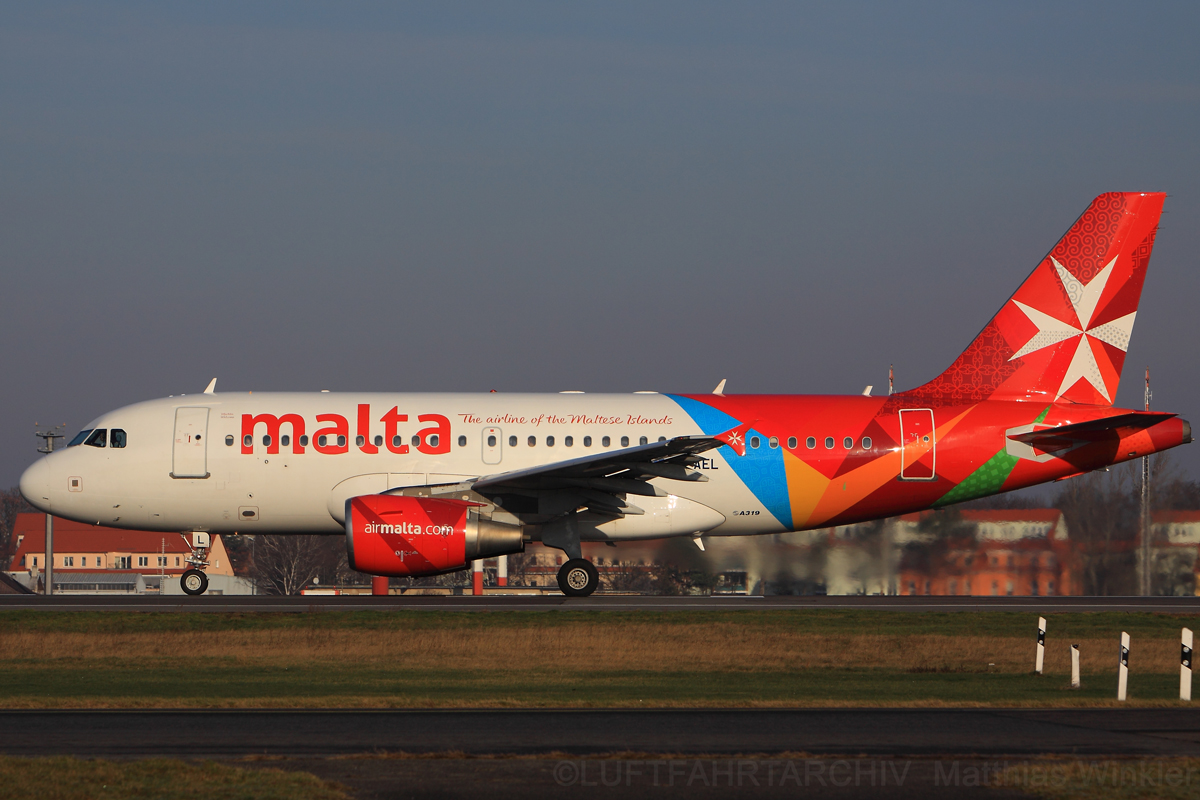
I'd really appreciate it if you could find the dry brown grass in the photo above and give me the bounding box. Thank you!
[1,696,1192,710]
[0,624,1185,673]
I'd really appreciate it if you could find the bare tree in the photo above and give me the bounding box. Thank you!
[501,552,540,587]
[0,488,34,564]
[249,535,346,595]
[1055,464,1138,596]
[602,559,655,593]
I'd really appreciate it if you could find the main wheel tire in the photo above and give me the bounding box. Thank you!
[557,558,599,597]
[181,569,209,596]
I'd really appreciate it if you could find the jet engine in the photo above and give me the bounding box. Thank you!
[345,494,524,577]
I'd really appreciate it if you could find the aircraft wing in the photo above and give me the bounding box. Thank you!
[470,421,753,515]
[1007,411,1177,447]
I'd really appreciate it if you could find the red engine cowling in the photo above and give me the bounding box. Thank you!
[345,494,524,577]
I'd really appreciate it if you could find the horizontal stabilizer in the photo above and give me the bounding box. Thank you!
[1007,411,1177,446]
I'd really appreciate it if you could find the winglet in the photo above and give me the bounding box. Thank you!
[713,379,727,396]
[715,419,756,457]
[203,378,217,395]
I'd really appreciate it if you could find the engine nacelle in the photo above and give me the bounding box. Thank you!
[345,494,524,577]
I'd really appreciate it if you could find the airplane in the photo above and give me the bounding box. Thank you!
[19,191,1190,597]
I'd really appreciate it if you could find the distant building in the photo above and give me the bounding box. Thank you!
[561,509,1085,596]
[895,510,1076,596]
[1144,511,1200,596]
[6,513,250,594]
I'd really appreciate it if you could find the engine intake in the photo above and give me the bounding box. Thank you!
[345,494,524,577]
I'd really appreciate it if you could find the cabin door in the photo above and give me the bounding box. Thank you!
[899,408,936,480]
[172,407,210,478]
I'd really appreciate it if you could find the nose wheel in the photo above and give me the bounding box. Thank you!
[181,569,209,596]
[557,558,599,597]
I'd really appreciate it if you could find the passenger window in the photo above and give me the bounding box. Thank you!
[602,436,611,447]
[565,436,573,447]
[787,437,797,449]
[862,437,872,450]
[411,435,420,447]
[844,437,853,449]
[640,436,648,445]
[300,435,309,447]
[488,435,497,447]
[355,435,365,447]
[262,435,272,447]
[546,436,555,447]
[429,434,439,448]
[509,436,517,447]
[750,436,760,449]
[621,436,629,447]
[68,429,94,447]
[769,437,778,449]
[458,435,467,446]
[109,429,127,448]
[375,435,383,447]
[244,434,253,447]
[225,435,234,446]
[392,435,402,448]
[528,436,536,447]
[824,437,834,449]
[806,437,816,449]
[584,436,592,447]
[658,436,666,443]
[319,435,328,447]
[337,435,347,447]
[281,434,290,447]
[84,429,107,448]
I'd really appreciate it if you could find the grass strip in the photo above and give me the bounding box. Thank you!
[2,610,1195,709]
[0,665,1191,708]
[0,609,1196,637]
[0,756,347,800]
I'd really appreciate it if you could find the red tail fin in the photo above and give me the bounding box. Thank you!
[902,192,1165,406]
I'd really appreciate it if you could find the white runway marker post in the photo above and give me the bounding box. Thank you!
[1118,632,1130,701]
[1036,617,1046,674]
[1182,628,1193,702]
[1071,644,1080,688]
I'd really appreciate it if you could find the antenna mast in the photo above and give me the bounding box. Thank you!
[1141,369,1152,596]
[33,423,66,597]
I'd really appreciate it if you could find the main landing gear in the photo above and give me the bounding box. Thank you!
[557,558,599,597]
[179,532,212,596]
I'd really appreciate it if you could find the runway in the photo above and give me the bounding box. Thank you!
[2,708,1198,758]
[2,594,1199,612]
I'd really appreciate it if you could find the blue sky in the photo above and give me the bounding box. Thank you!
[3,2,1199,486]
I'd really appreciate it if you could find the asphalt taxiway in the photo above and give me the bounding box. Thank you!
[1,708,1197,758]
[2,594,1199,612]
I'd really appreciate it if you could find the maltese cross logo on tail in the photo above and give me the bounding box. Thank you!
[715,420,757,457]
[1008,256,1136,402]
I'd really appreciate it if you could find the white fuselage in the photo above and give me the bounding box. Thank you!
[20,392,771,541]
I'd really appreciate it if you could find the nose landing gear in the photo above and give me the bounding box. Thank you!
[179,532,211,596]
[181,568,209,595]
[557,558,599,597]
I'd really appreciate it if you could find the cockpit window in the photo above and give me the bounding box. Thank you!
[83,429,107,448]
[68,430,94,447]
[109,429,127,448]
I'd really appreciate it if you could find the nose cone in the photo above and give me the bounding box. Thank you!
[19,458,51,512]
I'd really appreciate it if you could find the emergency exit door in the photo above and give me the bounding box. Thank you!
[172,407,210,478]
[899,408,936,480]
[482,427,503,465]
